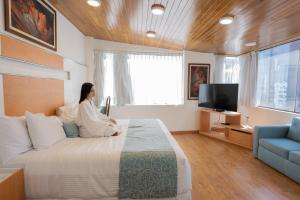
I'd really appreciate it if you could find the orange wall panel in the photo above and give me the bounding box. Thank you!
[3,75,64,116]
[0,34,2,55]
[0,34,63,69]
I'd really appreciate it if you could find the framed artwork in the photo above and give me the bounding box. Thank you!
[188,63,210,100]
[4,0,57,51]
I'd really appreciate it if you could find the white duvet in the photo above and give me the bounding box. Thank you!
[5,120,192,200]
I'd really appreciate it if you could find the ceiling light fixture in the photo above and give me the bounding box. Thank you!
[245,42,257,47]
[146,31,156,38]
[219,16,234,25]
[151,4,165,15]
[87,0,101,7]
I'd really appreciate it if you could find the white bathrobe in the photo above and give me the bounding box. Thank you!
[76,99,120,137]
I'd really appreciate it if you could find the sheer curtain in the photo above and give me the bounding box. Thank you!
[214,55,239,83]
[224,57,239,83]
[238,51,258,107]
[94,51,133,106]
[93,51,105,106]
[214,55,225,83]
[113,53,133,106]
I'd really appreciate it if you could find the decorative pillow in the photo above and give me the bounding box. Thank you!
[63,122,79,138]
[100,106,106,115]
[287,118,300,142]
[56,103,79,123]
[0,116,32,166]
[25,112,66,150]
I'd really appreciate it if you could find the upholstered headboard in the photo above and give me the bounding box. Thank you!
[3,75,64,116]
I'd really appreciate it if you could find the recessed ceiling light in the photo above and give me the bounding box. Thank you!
[151,4,165,15]
[87,0,101,7]
[219,16,234,25]
[146,31,156,38]
[245,42,257,47]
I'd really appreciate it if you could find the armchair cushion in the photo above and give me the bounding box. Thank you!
[253,125,289,157]
[287,118,300,142]
[289,151,300,165]
[259,138,300,159]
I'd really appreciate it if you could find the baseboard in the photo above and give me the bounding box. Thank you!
[171,130,198,135]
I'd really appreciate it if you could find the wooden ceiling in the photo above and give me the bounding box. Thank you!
[49,0,300,55]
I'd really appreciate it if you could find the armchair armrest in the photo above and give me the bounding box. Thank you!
[253,125,290,158]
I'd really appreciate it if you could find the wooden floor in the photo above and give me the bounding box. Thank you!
[173,133,300,200]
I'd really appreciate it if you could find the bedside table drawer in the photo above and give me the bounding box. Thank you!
[0,168,25,200]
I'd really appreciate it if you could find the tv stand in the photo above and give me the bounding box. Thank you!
[221,122,231,126]
[214,109,224,112]
[199,109,253,149]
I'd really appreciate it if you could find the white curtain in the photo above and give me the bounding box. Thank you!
[238,51,258,107]
[113,53,134,106]
[93,51,105,106]
[224,57,239,83]
[214,55,225,83]
[214,55,239,83]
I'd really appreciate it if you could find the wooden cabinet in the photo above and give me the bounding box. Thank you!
[228,128,253,149]
[0,168,25,200]
[199,109,253,149]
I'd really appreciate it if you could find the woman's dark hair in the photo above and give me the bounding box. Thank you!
[79,82,94,104]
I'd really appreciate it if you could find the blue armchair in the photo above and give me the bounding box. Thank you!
[253,118,300,183]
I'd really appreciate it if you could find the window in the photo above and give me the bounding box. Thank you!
[257,40,300,112]
[100,52,184,105]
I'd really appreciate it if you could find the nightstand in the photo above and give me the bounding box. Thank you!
[0,168,25,200]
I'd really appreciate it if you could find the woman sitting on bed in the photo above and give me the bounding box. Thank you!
[76,82,120,137]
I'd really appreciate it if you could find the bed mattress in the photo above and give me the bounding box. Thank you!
[4,119,192,200]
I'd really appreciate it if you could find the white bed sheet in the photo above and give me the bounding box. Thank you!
[5,119,192,200]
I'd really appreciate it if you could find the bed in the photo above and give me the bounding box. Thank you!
[4,119,192,200]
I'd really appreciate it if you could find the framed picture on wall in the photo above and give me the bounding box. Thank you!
[188,63,210,100]
[4,0,57,51]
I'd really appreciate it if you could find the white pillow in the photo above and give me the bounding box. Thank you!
[0,116,33,166]
[56,103,79,122]
[25,112,66,150]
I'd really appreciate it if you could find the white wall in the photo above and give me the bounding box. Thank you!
[0,0,87,114]
[239,106,300,126]
[88,39,215,131]
[64,59,87,104]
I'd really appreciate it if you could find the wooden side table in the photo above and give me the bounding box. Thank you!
[0,168,25,200]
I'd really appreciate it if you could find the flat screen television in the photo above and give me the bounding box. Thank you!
[198,84,239,112]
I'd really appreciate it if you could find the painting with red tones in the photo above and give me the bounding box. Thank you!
[188,63,210,100]
[5,0,57,50]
